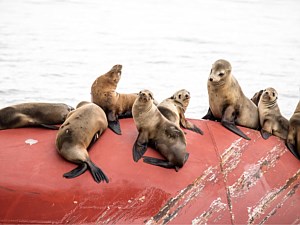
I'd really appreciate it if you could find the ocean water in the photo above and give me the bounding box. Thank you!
[0,0,299,119]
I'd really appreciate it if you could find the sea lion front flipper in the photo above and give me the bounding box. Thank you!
[221,106,250,140]
[107,111,121,135]
[40,124,60,130]
[133,132,149,162]
[86,160,109,184]
[142,156,178,171]
[202,108,219,121]
[260,129,272,140]
[285,142,300,160]
[179,110,204,135]
[63,163,88,179]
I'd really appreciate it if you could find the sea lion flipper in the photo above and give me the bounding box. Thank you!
[179,111,204,135]
[285,142,300,160]
[133,132,148,162]
[87,131,100,151]
[143,156,177,171]
[108,120,121,135]
[202,108,219,121]
[260,129,272,140]
[63,163,88,179]
[221,120,251,140]
[40,124,60,130]
[87,160,109,183]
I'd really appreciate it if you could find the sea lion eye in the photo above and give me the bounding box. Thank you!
[178,94,181,99]
[219,73,224,77]
[272,93,275,97]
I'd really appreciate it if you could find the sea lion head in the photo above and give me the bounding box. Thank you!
[137,89,154,104]
[261,87,278,103]
[102,64,122,87]
[172,89,191,109]
[76,101,91,109]
[251,90,264,106]
[209,59,232,85]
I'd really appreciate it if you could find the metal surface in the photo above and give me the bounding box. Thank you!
[0,119,299,224]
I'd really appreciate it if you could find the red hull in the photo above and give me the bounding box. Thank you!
[0,119,299,224]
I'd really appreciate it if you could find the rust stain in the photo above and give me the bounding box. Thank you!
[145,166,220,225]
[247,169,300,224]
[191,197,227,225]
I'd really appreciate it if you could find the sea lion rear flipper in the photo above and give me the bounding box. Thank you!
[63,163,88,179]
[40,124,60,130]
[87,160,109,184]
[285,142,300,160]
[133,132,148,162]
[142,156,178,171]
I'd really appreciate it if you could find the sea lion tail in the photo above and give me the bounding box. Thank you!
[87,160,109,184]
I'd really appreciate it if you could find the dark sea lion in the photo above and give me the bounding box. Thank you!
[0,102,73,130]
[202,59,259,140]
[55,101,109,183]
[91,64,138,135]
[286,100,300,160]
[258,87,289,140]
[132,90,189,171]
[251,90,264,106]
[158,89,203,135]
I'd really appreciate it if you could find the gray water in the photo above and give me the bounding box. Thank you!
[0,0,299,119]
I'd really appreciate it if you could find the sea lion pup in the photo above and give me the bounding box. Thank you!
[55,101,109,183]
[251,90,264,106]
[258,87,289,140]
[202,59,259,140]
[91,64,138,135]
[132,90,189,172]
[158,89,203,135]
[0,102,73,130]
[286,100,300,160]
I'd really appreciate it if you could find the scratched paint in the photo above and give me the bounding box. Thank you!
[191,197,227,225]
[229,144,287,198]
[247,169,300,224]
[145,166,220,224]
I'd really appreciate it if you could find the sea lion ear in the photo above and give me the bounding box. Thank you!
[170,95,175,99]
[149,92,154,100]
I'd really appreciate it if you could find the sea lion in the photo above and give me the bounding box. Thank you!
[202,59,259,140]
[251,90,263,106]
[286,100,300,160]
[0,102,73,130]
[258,87,289,140]
[55,101,109,183]
[158,89,203,135]
[91,64,138,135]
[132,90,189,171]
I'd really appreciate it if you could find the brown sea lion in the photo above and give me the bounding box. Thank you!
[286,100,300,160]
[55,101,109,183]
[91,64,138,135]
[0,102,73,130]
[258,87,289,140]
[202,59,259,140]
[158,89,203,135]
[132,90,189,171]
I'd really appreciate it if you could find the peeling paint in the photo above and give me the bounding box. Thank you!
[229,144,286,198]
[247,169,300,224]
[192,197,227,225]
[145,166,220,224]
